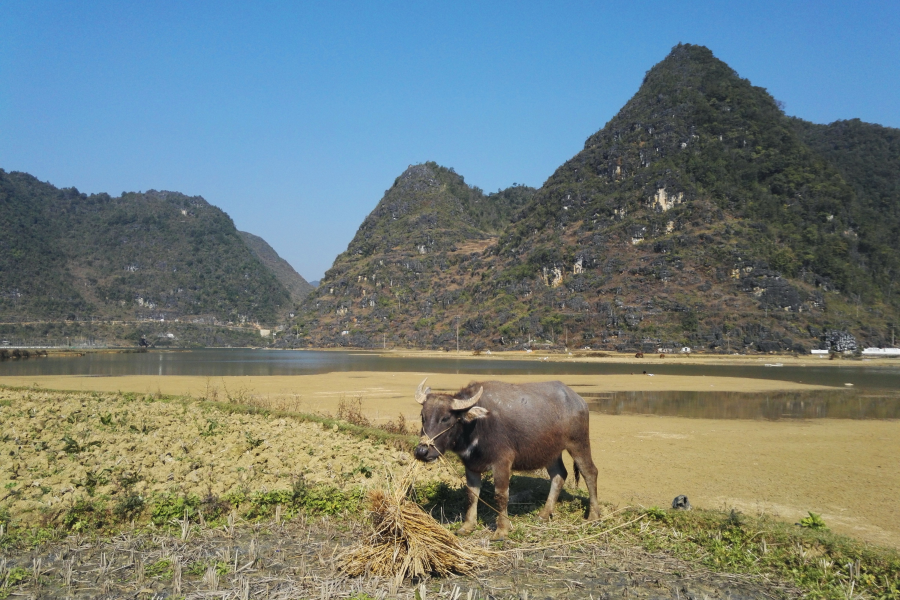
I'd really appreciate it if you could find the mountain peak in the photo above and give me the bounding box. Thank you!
[394,162,443,188]
[285,46,898,353]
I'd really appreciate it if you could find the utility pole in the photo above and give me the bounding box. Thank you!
[456,316,460,354]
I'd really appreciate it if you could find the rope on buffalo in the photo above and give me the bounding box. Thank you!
[417,422,454,450]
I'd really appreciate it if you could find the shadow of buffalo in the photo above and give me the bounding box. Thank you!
[416,473,590,531]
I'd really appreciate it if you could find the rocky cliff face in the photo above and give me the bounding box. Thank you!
[286,45,898,352]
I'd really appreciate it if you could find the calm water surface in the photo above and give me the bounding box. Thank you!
[1,348,899,387]
[582,389,900,420]
[3,349,899,419]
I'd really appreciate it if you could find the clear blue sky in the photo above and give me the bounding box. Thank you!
[2,1,898,281]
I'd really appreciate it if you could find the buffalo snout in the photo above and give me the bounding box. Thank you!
[414,444,438,462]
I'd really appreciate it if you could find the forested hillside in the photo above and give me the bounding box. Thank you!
[286,45,898,352]
[0,170,290,326]
[792,117,900,300]
[239,231,315,304]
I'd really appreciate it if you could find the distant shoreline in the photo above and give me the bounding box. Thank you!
[288,346,900,369]
[3,345,900,369]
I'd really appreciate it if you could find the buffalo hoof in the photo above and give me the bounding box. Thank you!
[537,508,552,521]
[490,529,509,542]
[456,524,476,536]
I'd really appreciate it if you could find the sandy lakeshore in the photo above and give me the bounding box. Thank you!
[2,369,898,548]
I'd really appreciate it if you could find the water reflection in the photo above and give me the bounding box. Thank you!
[583,389,900,420]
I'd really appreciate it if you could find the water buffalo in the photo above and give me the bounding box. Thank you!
[413,379,601,540]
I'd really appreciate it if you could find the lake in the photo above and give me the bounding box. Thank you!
[2,348,900,389]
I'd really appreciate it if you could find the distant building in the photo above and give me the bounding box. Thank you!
[861,348,900,356]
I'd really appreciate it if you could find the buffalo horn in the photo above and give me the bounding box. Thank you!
[415,378,431,404]
[450,386,483,411]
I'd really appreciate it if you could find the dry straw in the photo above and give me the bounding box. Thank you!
[337,462,490,579]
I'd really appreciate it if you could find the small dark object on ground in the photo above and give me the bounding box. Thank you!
[635,352,644,358]
[672,495,692,510]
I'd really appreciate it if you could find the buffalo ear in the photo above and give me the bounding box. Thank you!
[462,406,490,422]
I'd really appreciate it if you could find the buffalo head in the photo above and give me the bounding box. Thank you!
[413,378,487,462]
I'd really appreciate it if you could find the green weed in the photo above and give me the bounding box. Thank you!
[185,560,229,577]
[61,498,108,531]
[230,477,364,520]
[199,419,220,437]
[244,431,263,449]
[4,566,30,587]
[144,559,173,579]
[645,506,670,522]
[113,494,145,522]
[798,511,828,530]
[128,421,154,434]
[150,493,201,526]
[75,468,110,496]
[61,435,101,454]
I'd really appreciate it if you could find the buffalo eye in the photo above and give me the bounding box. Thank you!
[440,416,451,424]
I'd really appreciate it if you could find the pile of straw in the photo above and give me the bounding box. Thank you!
[337,465,486,579]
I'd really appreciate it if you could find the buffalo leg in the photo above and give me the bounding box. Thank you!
[538,454,568,520]
[569,447,602,520]
[491,456,513,540]
[457,468,482,536]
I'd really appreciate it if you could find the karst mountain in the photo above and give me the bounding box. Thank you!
[290,44,899,352]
